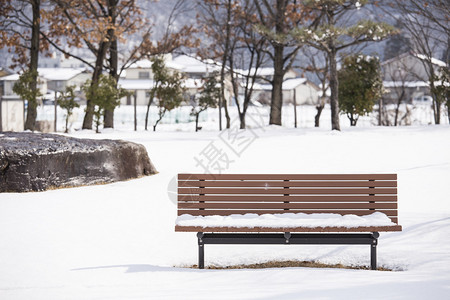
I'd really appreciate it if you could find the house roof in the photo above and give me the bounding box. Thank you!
[382,51,447,68]
[118,79,154,90]
[0,68,87,82]
[37,68,87,81]
[413,53,447,68]
[0,74,20,81]
[254,77,309,91]
[125,55,221,75]
[383,81,429,88]
[118,78,208,90]
[283,78,308,90]
[383,80,449,88]
[171,55,220,74]
[127,59,153,69]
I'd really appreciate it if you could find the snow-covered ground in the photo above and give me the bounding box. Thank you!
[36,101,449,133]
[1,113,450,299]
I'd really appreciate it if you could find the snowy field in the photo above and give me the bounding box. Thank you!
[1,107,450,299]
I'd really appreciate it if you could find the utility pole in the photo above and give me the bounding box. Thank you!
[134,90,137,131]
[0,95,3,132]
[294,90,297,128]
[54,90,58,132]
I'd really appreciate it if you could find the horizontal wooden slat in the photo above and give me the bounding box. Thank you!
[178,209,398,217]
[178,188,397,195]
[178,202,397,210]
[178,195,397,202]
[176,174,400,232]
[179,174,397,181]
[175,225,403,232]
[179,180,397,188]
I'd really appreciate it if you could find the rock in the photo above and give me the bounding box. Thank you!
[0,132,157,192]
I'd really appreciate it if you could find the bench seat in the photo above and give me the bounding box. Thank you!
[175,173,402,269]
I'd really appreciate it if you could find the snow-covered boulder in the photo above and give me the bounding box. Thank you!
[0,132,157,192]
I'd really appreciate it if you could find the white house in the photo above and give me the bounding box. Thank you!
[170,55,221,78]
[118,54,230,106]
[381,52,447,104]
[253,77,320,106]
[38,68,91,93]
[0,73,48,99]
[0,68,91,103]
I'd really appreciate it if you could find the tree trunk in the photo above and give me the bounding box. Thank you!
[223,99,230,128]
[104,38,118,129]
[329,48,340,131]
[431,84,441,125]
[293,91,297,128]
[394,89,405,126]
[64,113,69,133]
[218,0,233,131]
[195,113,200,132]
[447,104,450,124]
[153,108,166,131]
[104,0,118,129]
[268,0,287,126]
[239,112,246,129]
[145,97,151,131]
[378,98,383,126]
[314,103,324,127]
[145,88,156,131]
[348,113,357,126]
[24,0,40,131]
[82,39,110,129]
[269,45,284,126]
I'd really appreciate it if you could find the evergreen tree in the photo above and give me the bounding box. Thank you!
[144,56,185,131]
[191,74,220,132]
[13,70,43,131]
[433,66,450,124]
[146,56,185,132]
[82,75,128,133]
[57,85,80,133]
[338,54,383,126]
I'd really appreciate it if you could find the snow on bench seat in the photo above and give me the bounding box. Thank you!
[176,212,397,228]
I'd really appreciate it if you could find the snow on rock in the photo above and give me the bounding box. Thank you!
[176,212,397,228]
[0,132,157,192]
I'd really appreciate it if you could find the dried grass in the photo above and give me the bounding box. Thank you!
[186,260,393,271]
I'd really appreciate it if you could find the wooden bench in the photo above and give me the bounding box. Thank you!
[175,174,402,270]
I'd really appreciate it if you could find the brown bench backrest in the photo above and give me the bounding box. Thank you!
[178,174,399,224]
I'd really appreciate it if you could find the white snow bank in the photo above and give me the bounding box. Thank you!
[176,212,397,228]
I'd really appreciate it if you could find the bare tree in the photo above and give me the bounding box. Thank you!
[300,47,329,127]
[197,0,233,130]
[228,0,268,129]
[293,0,395,131]
[44,0,146,130]
[385,0,449,124]
[0,0,44,131]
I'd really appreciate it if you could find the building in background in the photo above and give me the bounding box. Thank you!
[253,77,320,106]
[0,95,24,132]
[381,51,447,104]
[118,54,232,107]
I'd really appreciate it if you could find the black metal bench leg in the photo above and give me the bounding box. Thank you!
[371,232,379,270]
[371,244,377,270]
[197,232,204,269]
